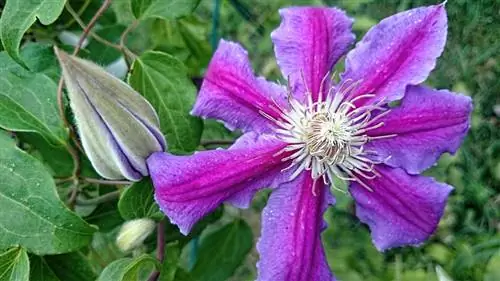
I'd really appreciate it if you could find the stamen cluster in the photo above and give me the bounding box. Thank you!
[265,77,396,192]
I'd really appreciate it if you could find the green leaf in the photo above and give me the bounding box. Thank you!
[177,17,211,68]
[17,43,60,81]
[29,252,96,281]
[173,269,194,281]
[122,254,159,280]
[17,133,73,177]
[201,120,238,145]
[131,0,199,20]
[88,232,125,273]
[96,255,159,281]
[80,25,125,65]
[0,50,68,146]
[191,220,253,281]
[86,201,124,233]
[96,258,132,281]
[485,249,500,281]
[29,255,59,281]
[148,17,209,76]
[0,0,65,66]
[0,133,96,255]
[18,132,98,179]
[129,51,202,153]
[158,242,180,281]
[42,252,97,281]
[154,207,223,248]
[111,1,135,25]
[118,178,163,221]
[0,247,29,281]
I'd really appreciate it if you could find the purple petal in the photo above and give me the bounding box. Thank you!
[193,40,287,134]
[350,165,453,251]
[272,7,354,102]
[367,85,472,174]
[341,4,447,105]
[257,171,336,281]
[147,133,289,234]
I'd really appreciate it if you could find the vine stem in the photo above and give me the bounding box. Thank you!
[72,0,112,55]
[119,20,139,67]
[58,0,112,207]
[82,177,133,186]
[61,0,91,29]
[67,185,79,210]
[64,1,122,50]
[75,190,120,206]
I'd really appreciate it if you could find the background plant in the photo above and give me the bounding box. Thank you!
[0,0,498,280]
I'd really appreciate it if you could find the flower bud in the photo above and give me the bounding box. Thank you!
[54,48,166,181]
[116,219,156,252]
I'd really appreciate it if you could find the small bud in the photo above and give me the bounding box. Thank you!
[54,48,166,181]
[116,218,156,252]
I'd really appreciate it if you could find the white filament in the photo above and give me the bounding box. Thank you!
[264,74,395,193]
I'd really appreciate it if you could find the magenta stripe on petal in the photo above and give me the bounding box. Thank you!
[257,171,336,281]
[193,40,287,134]
[367,85,472,174]
[350,165,452,251]
[341,4,447,106]
[148,133,289,234]
[271,7,354,102]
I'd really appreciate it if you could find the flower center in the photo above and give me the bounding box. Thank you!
[304,111,353,164]
[261,77,396,192]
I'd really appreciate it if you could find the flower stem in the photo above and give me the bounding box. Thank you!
[148,219,166,281]
[157,219,166,262]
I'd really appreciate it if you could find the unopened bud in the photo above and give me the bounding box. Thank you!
[54,48,166,181]
[116,218,156,252]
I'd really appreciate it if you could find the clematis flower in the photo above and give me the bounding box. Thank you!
[147,4,472,280]
[55,49,166,181]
